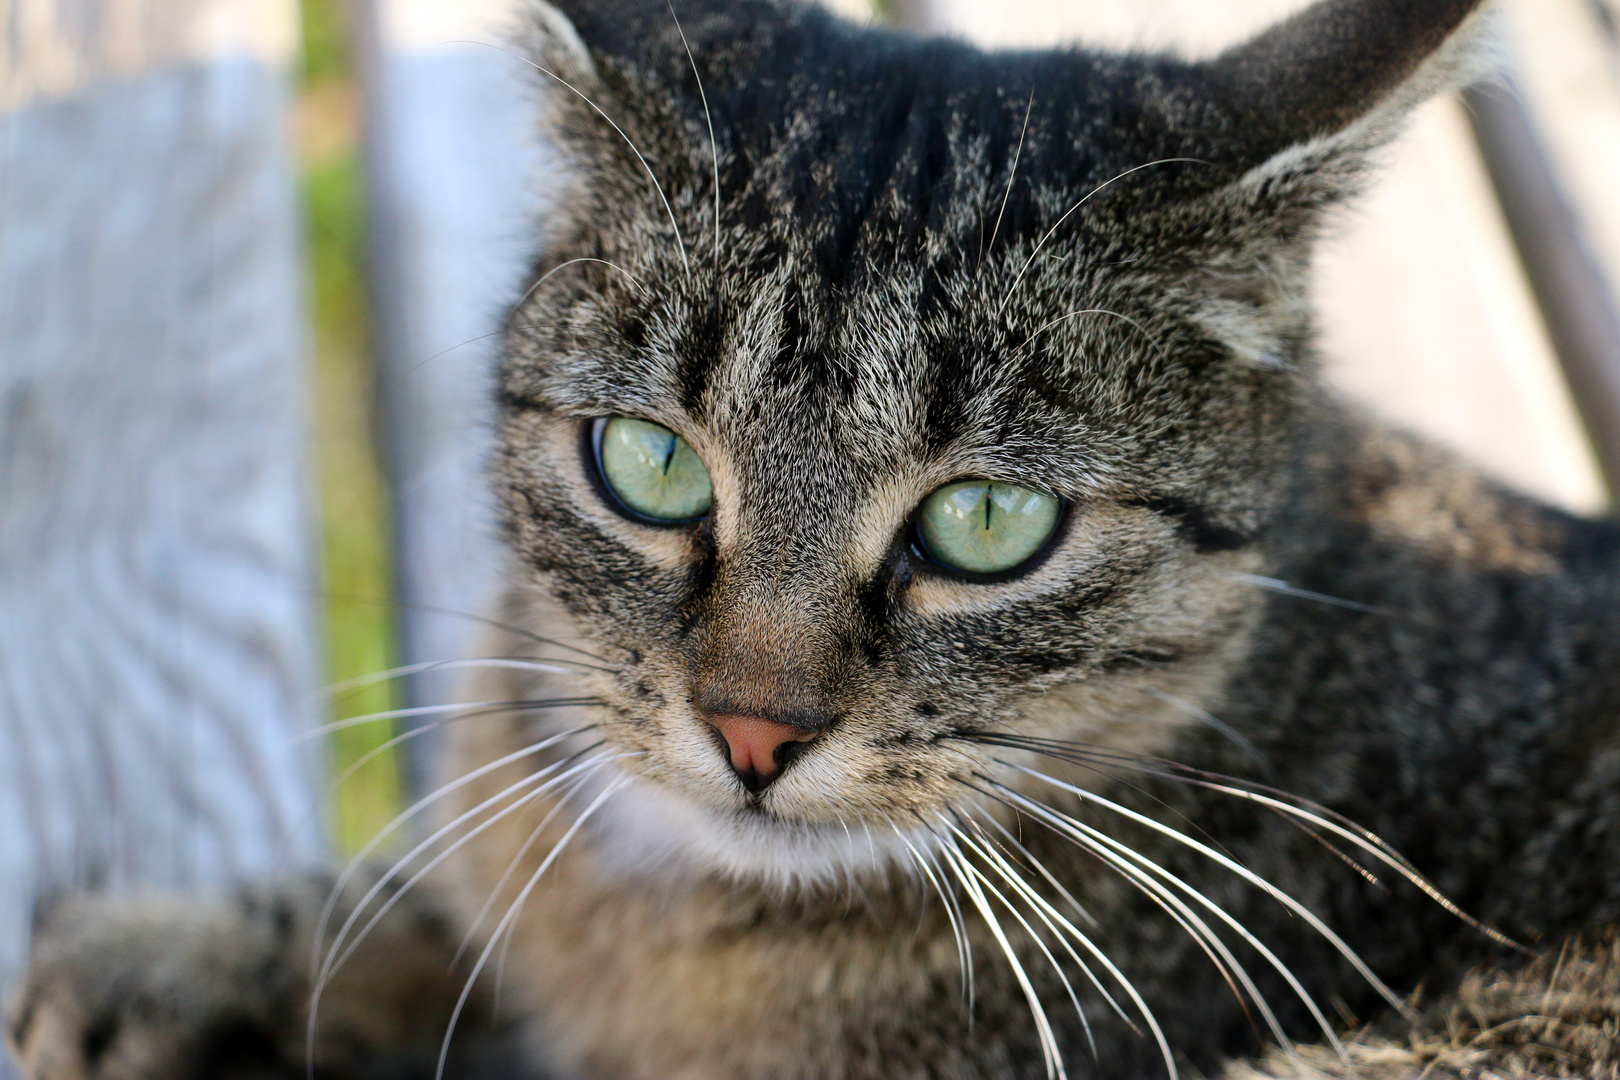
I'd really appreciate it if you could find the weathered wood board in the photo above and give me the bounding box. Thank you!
[357,0,546,786]
[0,1,323,1062]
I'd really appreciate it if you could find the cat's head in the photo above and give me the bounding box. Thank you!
[492,0,1493,886]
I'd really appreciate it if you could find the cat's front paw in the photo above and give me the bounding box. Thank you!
[7,891,304,1080]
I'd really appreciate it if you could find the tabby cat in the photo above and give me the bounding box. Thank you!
[12,0,1620,1077]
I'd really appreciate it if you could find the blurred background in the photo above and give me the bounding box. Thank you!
[3,0,1620,1071]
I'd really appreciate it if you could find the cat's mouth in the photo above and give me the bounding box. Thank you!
[587,758,938,888]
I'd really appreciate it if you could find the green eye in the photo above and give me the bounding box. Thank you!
[916,480,1061,576]
[595,417,713,522]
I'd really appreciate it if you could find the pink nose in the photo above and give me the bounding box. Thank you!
[705,714,818,792]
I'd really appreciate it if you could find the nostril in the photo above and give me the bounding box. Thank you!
[773,738,811,772]
[704,713,819,792]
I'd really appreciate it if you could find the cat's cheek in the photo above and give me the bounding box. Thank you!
[901,549,1109,621]
[598,524,707,577]
[903,572,1052,619]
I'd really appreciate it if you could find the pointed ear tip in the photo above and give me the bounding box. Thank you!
[1362,0,1508,123]
[1214,0,1506,155]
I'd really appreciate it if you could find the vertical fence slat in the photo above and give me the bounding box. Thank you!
[0,1,323,1057]
[357,0,543,791]
[1468,79,1620,491]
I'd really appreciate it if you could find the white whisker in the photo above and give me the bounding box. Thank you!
[453,759,627,968]
[1183,777,1517,950]
[1010,308,1168,365]
[949,810,1181,1071]
[667,1,722,279]
[306,762,556,1070]
[951,823,1100,1062]
[308,749,609,1062]
[964,828,1140,1042]
[1221,572,1383,615]
[1145,688,1269,770]
[411,260,651,374]
[892,824,974,1009]
[319,752,621,993]
[434,775,632,1080]
[319,657,603,699]
[914,818,980,1016]
[515,257,649,311]
[986,781,1317,1058]
[279,715,596,869]
[462,41,693,278]
[1009,763,1407,1013]
[984,84,1036,263]
[306,727,594,1032]
[973,731,1505,951]
[985,788,1255,1018]
[939,835,1066,1080]
[409,253,650,373]
[299,698,597,741]
[973,806,1097,929]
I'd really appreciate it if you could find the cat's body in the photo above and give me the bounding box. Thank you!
[445,404,1620,1080]
[11,1,1620,1078]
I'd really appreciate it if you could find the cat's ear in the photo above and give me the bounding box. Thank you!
[1166,0,1499,365]
[1207,0,1497,163]
[1185,0,1499,207]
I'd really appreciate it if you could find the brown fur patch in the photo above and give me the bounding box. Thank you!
[1343,426,1567,576]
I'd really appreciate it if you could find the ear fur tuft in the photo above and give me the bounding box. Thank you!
[518,1,601,97]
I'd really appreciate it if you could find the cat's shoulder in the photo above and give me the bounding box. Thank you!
[1320,410,1618,580]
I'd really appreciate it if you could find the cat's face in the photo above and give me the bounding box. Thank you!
[492,0,1488,884]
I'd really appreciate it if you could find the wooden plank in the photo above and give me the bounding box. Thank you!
[0,0,320,1054]
[356,0,542,790]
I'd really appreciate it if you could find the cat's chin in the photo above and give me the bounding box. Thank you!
[583,766,934,891]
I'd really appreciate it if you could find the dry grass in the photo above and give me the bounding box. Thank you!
[1230,938,1620,1080]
